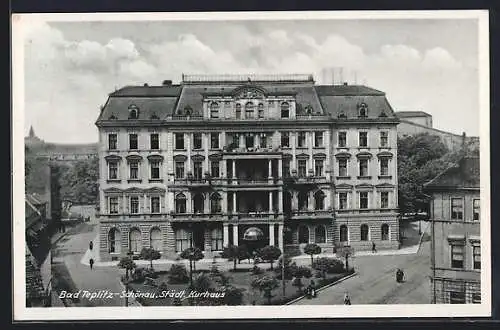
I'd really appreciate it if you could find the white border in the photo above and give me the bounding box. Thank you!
[12,10,491,321]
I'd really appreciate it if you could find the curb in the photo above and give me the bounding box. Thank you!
[285,272,358,305]
[416,221,430,254]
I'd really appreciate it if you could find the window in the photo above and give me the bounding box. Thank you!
[284,226,293,244]
[314,131,324,147]
[245,102,255,118]
[359,132,368,147]
[315,226,326,243]
[193,193,204,214]
[193,161,203,180]
[211,228,223,251]
[282,159,290,178]
[298,191,309,211]
[315,159,324,177]
[381,192,389,209]
[151,196,160,214]
[150,133,159,150]
[130,196,139,214]
[150,228,162,251]
[193,133,202,150]
[339,192,348,210]
[210,102,219,118]
[450,291,466,304]
[473,245,481,270]
[175,133,184,150]
[281,102,290,118]
[359,159,369,176]
[210,193,222,213]
[298,225,309,244]
[129,134,138,150]
[340,225,348,242]
[298,159,307,177]
[298,132,306,147]
[473,199,480,221]
[108,133,117,150]
[235,104,242,119]
[175,229,191,252]
[360,192,369,209]
[360,224,369,241]
[175,193,187,214]
[108,228,121,253]
[338,132,347,148]
[281,132,290,147]
[175,161,185,179]
[359,103,367,117]
[210,133,219,149]
[109,197,119,214]
[259,134,267,148]
[338,159,348,177]
[211,161,220,178]
[381,224,389,240]
[472,293,481,304]
[380,158,389,176]
[108,161,118,180]
[258,103,264,118]
[129,161,139,179]
[314,191,325,210]
[451,244,464,268]
[380,131,388,147]
[129,228,142,253]
[150,161,161,179]
[245,135,254,148]
[451,198,464,220]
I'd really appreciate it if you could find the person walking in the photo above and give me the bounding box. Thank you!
[372,241,377,253]
[89,258,94,270]
[344,292,351,305]
[89,241,93,251]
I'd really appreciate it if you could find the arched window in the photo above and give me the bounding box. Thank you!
[340,225,348,243]
[258,103,264,118]
[298,225,309,244]
[210,193,222,213]
[150,227,162,251]
[298,191,308,211]
[245,102,255,118]
[211,227,223,251]
[235,104,242,119]
[210,102,219,119]
[193,193,204,214]
[360,224,369,241]
[108,227,121,253]
[175,228,192,252]
[128,105,139,119]
[281,102,290,118]
[129,228,142,253]
[175,193,187,214]
[358,103,368,118]
[315,225,326,243]
[381,224,390,241]
[314,190,325,210]
[284,226,293,244]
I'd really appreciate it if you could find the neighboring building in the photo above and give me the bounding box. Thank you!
[95,74,400,261]
[395,111,480,152]
[424,156,481,304]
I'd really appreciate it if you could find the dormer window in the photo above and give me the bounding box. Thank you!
[245,102,255,119]
[281,102,290,118]
[184,106,192,116]
[109,113,117,120]
[338,109,347,119]
[305,105,313,115]
[210,102,219,119]
[358,103,368,118]
[150,112,160,120]
[128,105,139,119]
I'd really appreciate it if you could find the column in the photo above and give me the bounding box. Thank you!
[222,192,228,214]
[222,159,227,178]
[204,134,209,173]
[308,191,314,211]
[291,132,297,169]
[233,192,237,213]
[187,133,192,172]
[232,160,236,179]
[269,223,275,246]
[255,134,260,149]
[239,134,245,149]
[278,190,283,213]
[269,191,273,213]
[223,224,229,247]
[278,223,284,251]
[292,191,298,211]
[268,159,272,178]
[278,159,283,178]
[233,224,239,246]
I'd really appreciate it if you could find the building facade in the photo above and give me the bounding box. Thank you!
[95,74,400,261]
[424,156,481,304]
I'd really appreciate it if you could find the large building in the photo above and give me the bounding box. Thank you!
[95,74,400,261]
[424,156,481,304]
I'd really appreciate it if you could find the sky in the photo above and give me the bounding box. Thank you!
[22,17,480,143]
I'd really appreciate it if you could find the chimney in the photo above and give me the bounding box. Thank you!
[162,80,172,86]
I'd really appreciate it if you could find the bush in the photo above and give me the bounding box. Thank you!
[250,265,263,275]
[131,267,156,283]
[312,257,345,276]
[314,271,322,278]
[168,264,189,284]
[158,282,168,291]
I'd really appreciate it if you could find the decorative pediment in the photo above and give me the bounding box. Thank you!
[147,154,164,162]
[355,183,374,190]
[146,187,166,194]
[105,155,122,162]
[231,85,267,99]
[296,153,310,160]
[447,235,466,243]
[126,154,143,162]
[173,154,188,161]
[377,151,393,158]
[282,153,293,160]
[335,183,353,190]
[313,153,327,160]
[208,153,223,161]
[376,183,395,189]
[103,187,123,193]
[356,152,373,159]
[124,187,144,194]
[335,152,351,159]
[191,154,205,161]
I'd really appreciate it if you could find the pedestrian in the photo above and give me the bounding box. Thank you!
[89,241,93,251]
[344,292,351,305]
[89,258,94,270]
[372,241,377,253]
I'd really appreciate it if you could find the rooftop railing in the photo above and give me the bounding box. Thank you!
[182,73,314,84]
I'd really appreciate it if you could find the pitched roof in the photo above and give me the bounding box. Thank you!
[424,157,480,190]
[395,111,432,118]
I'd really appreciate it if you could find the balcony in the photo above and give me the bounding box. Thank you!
[289,209,333,219]
[170,212,224,222]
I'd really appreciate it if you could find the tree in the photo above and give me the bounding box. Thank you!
[256,246,282,270]
[303,243,322,267]
[168,264,189,284]
[118,257,136,281]
[221,245,249,271]
[190,273,212,292]
[180,247,204,286]
[221,286,245,306]
[58,158,99,204]
[139,247,161,269]
[338,246,354,272]
[251,275,279,305]
[291,266,312,293]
